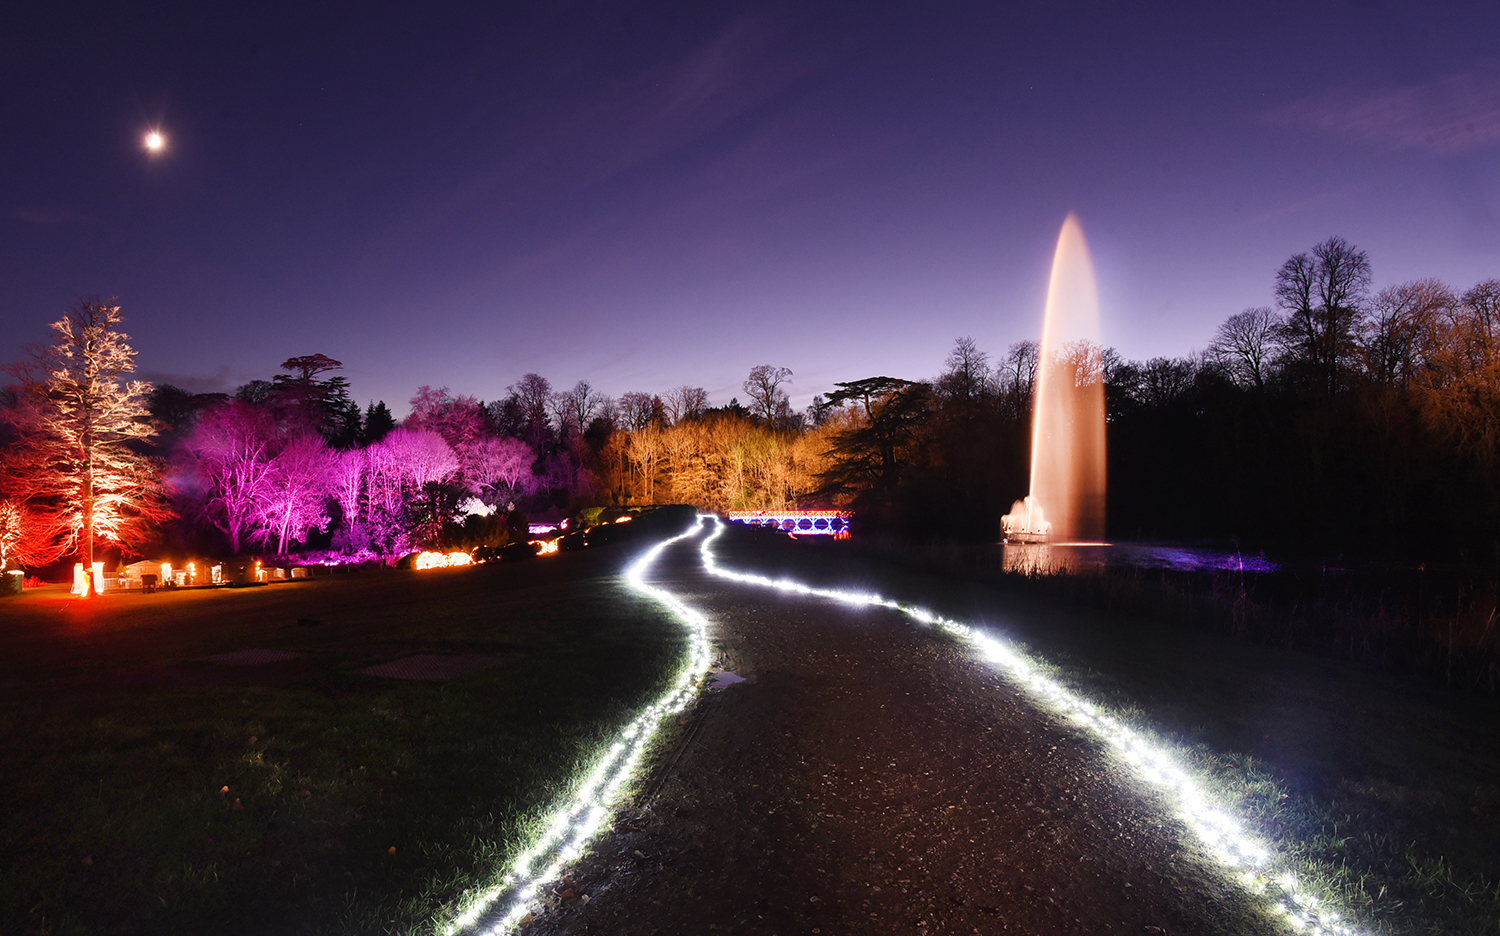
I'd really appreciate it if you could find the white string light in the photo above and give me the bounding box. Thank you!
[444,517,713,935]
[446,514,1370,936]
[697,515,1367,936]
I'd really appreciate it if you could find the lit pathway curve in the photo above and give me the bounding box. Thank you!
[470,517,1362,936]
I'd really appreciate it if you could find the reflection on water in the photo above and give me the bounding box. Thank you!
[1001,542,1278,576]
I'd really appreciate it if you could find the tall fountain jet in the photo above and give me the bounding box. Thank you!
[1002,214,1107,544]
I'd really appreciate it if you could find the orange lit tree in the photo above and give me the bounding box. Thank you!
[1,300,172,586]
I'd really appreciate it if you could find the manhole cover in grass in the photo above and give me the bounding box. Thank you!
[360,654,501,681]
[200,649,304,666]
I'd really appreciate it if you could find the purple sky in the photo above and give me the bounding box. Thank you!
[4,2,1498,415]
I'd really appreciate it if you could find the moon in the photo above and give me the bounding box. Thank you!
[144,131,165,152]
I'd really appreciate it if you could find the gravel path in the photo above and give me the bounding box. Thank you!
[519,525,1281,936]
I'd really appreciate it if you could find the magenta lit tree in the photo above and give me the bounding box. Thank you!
[461,435,534,508]
[257,434,334,555]
[362,428,459,552]
[406,386,489,451]
[177,401,279,554]
[329,447,365,527]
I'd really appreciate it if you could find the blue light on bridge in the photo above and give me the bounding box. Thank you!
[724,510,852,538]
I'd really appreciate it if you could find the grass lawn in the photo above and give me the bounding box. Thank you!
[0,518,694,936]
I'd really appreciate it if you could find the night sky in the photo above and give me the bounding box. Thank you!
[4,2,1498,415]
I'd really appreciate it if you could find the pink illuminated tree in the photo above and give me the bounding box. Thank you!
[257,434,334,554]
[460,435,533,508]
[177,400,279,554]
[406,386,489,450]
[363,427,459,551]
[329,447,365,527]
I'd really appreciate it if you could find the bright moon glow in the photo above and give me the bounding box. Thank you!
[445,515,1373,936]
[144,131,164,151]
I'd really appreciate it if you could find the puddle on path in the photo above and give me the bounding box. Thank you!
[708,671,746,690]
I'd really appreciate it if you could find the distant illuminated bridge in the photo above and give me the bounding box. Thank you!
[725,509,852,538]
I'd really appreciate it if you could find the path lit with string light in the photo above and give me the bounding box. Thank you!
[447,515,1371,936]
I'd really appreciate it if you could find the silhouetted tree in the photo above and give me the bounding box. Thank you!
[743,365,793,424]
[663,385,709,424]
[1208,307,1281,391]
[817,377,930,506]
[996,340,1039,423]
[1276,237,1371,396]
[360,401,396,444]
[271,353,360,445]
[505,373,554,452]
[1361,279,1453,389]
[617,391,658,430]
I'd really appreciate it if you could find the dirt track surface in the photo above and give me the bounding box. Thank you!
[519,525,1279,936]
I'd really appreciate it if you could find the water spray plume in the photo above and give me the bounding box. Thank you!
[1003,214,1107,543]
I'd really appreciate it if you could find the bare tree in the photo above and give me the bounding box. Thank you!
[938,337,991,401]
[1,300,171,581]
[505,373,554,451]
[1361,279,1454,388]
[1138,356,1198,407]
[1208,306,1283,390]
[1416,279,1500,469]
[406,386,488,450]
[329,447,365,530]
[177,401,280,554]
[550,380,606,438]
[1276,237,1371,395]
[623,424,663,502]
[363,428,460,550]
[461,435,534,507]
[743,365,793,423]
[617,391,657,430]
[257,434,334,555]
[0,498,57,569]
[996,340,1039,421]
[663,385,709,424]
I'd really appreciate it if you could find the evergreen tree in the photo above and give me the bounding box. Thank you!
[0,300,172,586]
[360,401,396,444]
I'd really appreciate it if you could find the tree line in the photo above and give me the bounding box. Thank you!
[0,314,839,567]
[3,235,1496,573]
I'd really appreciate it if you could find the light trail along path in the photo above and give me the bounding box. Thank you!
[522,523,1282,936]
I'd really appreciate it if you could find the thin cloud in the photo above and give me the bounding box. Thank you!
[1270,59,1500,153]
[12,207,102,227]
[1219,182,1370,233]
[135,367,235,395]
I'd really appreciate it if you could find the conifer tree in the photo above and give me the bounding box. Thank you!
[1,300,171,588]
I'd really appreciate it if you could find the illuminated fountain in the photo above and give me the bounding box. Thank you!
[1002,214,1107,545]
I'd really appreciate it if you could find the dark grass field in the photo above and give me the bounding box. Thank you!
[0,523,694,936]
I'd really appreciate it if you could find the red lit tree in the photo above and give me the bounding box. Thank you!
[1,300,172,582]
